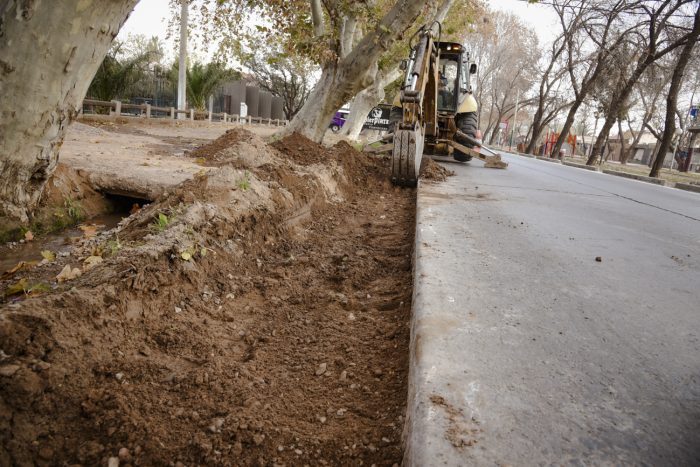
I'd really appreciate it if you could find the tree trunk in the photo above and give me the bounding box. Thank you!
[617,119,626,163]
[650,6,700,177]
[525,106,544,154]
[283,0,430,143]
[586,112,617,165]
[681,132,697,172]
[0,0,138,223]
[283,66,343,142]
[341,86,378,139]
[550,98,584,160]
[336,0,450,141]
[341,68,400,140]
[622,117,647,164]
[488,110,504,145]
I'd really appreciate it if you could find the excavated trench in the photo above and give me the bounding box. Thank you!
[0,129,453,466]
[0,194,149,274]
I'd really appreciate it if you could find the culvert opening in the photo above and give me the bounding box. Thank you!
[0,194,149,272]
[103,192,152,216]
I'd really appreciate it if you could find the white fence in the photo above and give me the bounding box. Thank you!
[81,99,289,126]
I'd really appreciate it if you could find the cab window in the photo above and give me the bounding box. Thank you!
[438,58,458,111]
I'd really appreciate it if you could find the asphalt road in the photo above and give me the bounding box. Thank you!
[407,153,700,466]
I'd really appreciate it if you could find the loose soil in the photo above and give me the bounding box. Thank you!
[270,132,336,166]
[420,158,455,182]
[0,129,416,466]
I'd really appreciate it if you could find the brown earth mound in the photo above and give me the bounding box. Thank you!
[271,132,336,166]
[420,158,455,182]
[186,128,255,167]
[0,129,415,466]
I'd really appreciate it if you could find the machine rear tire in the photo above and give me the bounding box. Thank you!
[455,112,478,162]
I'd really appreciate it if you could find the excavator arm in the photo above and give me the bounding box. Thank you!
[391,31,438,186]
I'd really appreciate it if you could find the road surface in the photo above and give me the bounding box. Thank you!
[406,153,700,466]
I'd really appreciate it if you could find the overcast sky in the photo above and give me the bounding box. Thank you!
[117,0,560,61]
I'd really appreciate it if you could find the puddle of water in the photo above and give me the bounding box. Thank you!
[0,213,124,273]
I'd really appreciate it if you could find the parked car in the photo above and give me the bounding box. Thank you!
[330,111,348,133]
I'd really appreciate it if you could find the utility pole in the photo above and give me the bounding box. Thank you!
[509,90,520,151]
[177,0,188,120]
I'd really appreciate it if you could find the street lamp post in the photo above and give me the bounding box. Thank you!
[177,0,188,120]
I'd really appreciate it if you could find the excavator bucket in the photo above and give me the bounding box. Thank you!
[391,127,424,187]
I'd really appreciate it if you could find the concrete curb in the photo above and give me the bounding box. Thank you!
[496,148,534,158]
[675,182,700,193]
[563,161,600,171]
[601,169,667,186]
[498,148,700,194]
[404,180,462,466]
[536,157,562,164]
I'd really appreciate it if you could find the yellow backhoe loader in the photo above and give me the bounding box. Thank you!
[369,23,507,186]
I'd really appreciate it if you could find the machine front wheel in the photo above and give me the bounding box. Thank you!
[455,112,478,161]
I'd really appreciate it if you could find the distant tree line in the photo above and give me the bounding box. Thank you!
[467,0,700,177]
[87,34,239,111]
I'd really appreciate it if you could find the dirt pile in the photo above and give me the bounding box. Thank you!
[0,130,415,466]
[420,158,455,182]
[271,132,339,166]
[187,128,255,167]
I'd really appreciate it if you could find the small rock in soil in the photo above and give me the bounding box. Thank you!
[33,361,51,371]
[37,446,53,460]
[107,457,119,467]
[595,256,602,262]
[0,364,20,377]
[56,264,81,282]
[315,363,327,376]
[118,447,131,462]
[208,418,225,433]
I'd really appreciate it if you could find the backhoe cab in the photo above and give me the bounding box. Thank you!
[381,23,506,187]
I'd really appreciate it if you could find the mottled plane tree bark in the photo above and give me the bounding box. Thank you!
[283,0,440,142]
[0,0,139,223]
